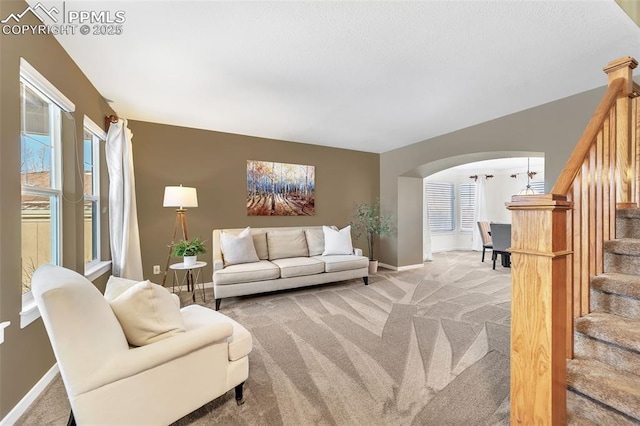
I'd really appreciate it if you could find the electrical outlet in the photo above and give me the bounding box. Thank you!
[153,265,161,274]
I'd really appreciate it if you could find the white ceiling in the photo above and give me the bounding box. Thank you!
[32,0,640,153]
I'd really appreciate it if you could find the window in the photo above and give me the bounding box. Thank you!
[19,58,75,327]
[83,118,105,270]
[20,79,62,295]
[426,182,454,233]
[530,181,545,194]
[459,183,476,231]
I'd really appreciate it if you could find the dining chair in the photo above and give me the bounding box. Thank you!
[489,223,512,270]
[477,221,493,262]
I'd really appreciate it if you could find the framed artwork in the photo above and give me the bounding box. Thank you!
[247,160,315,216]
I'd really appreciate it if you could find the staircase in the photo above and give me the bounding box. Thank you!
[567,208,640,425]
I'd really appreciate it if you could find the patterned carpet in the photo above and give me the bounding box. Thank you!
[17,251,512,425]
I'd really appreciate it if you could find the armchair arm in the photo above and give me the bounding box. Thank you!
[170,293,180,309]
[76,322,233,395]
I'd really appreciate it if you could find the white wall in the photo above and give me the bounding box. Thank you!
[425,158,545,253]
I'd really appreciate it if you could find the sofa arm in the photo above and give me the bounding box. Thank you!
[77,322,233,395]
[212,229,224,272]
[213,255,224,272]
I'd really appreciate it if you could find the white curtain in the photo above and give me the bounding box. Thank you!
[106,119,143,280]
[471,176,488,251]
[423,179,433,261]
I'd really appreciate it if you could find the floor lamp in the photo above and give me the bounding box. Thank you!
[162,185,198,286]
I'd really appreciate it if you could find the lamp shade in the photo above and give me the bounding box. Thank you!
[163,186,198,208]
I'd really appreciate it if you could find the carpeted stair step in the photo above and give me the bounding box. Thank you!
[567,391,639,426]
[567,358,640,422]
[574,312,640,375]
[604,239,640,276]
[591,273,640,320]
[617,208,640,239]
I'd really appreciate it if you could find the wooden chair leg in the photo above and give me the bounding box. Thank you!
[215,299,221,311]
[482,247,486,262]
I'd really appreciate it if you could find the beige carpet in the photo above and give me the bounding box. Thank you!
[16,251,511,425]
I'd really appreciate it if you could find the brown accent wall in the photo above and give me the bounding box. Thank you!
[128,120,381,282]
[0,0,114,417]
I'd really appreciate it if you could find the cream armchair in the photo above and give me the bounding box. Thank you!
[32,265,252,425]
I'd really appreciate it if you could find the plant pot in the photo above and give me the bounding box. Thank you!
[368,260,379,275]
[183,256,197,267]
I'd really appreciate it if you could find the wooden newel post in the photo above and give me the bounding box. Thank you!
[507,193,572,425]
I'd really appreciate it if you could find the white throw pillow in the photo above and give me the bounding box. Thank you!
[322,225,354,256]
[109,280,185,346]
[221,227,260,265]
[104,276,139,302]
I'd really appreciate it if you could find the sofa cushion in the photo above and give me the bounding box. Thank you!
[220,227,260,265]
[313,255,369,273]
[267,229,309,260]
[214,260,280,285]
[181,305,252,361]
[322,225,354,255]
[271,257,325,278]
[251,231,269,260]
[108,280,186,346]
[305,229,325,256]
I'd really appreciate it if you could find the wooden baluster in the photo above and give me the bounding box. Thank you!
[610,109,617,238]
[635,97,640,204]
[568,178,584,324]
[580,160,590,316]
[603,56,638,208]
[596,129,604,275]
[602,115,616,246]
[567,189,575,359]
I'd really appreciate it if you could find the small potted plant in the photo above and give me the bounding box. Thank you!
[171,237,207,267]
[350,199,392,274]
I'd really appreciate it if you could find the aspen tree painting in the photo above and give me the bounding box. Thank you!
[247,160,315,216]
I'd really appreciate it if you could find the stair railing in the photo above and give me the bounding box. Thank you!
[507,56,638,425]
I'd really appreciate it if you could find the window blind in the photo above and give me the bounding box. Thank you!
[459,183,476,231]
[530,181,545,194]
[426,182,454,233]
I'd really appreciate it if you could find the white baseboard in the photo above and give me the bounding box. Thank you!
[1,363,59,426]
[431,247,470,253]
[379,262,425,271]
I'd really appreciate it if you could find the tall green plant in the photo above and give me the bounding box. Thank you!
[350,199,391,261]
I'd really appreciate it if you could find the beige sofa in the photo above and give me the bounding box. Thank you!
[212,226,369,310]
